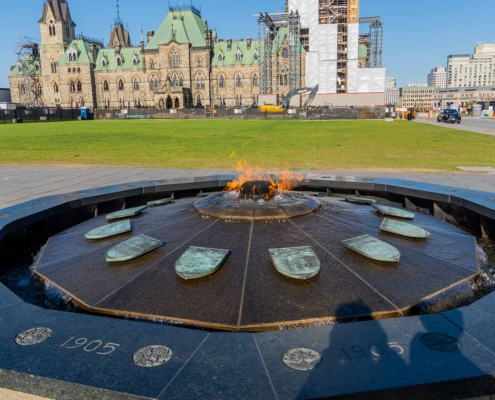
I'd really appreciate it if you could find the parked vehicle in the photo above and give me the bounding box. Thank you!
[437,109,461,124]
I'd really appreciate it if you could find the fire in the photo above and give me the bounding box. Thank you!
[226,161,302,200]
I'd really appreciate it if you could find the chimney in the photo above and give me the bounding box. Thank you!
[247,38,252,50]
[147,30,154,44]
[227,39,232,51]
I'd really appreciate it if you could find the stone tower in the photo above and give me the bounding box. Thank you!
[38,0,76,103]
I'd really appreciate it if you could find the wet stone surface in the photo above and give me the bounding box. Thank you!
[34,196,480,331]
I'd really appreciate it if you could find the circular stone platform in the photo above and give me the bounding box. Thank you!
[194,190,321,220]
[33,194,479,331]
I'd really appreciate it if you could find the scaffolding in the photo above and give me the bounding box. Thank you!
[14,36,43,107]
[288,11,301,91]
[369,20,383,68]
[258,13,275,95]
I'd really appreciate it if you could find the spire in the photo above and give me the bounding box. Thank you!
[115,0,122,25]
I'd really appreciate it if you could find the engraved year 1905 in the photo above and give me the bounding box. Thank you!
[59,337,120,355]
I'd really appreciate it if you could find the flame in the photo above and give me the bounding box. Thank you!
[226,160,302,199]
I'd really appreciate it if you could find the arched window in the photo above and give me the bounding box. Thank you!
[69,53,73,62]
[103,80,109,91]
[218,74,225,88]
[179,75,183,86]
[19,84,26,95]
[169,49,180,68]
[67,68,71,73]
[68,51,77,62]
[252,74,259,86]
[133,78,140,90]
[150,59,155,69]
[118,79,124,90]
[172,74,179,87]
[197,57,203,67]
[72,68,76,73]
[77,67,80,74]
[196,94,203,107]
[253,51,259,61]
[132,56,138,67]
[51,60,57,74]
[49,21,56,36]
[53,82,59,93]
[282,48,289,58]
[69,81,75,92]
[34,63,40,72]
[37,84,43,95]
[284,74,288,86]
[150,75,159,90]
[116,57,122,67]
[77,80,82,92]
[218,53,224,63]
[195,72,205,89]
[102,59,107,68]
[235,74,242,88]
[235,50,242,62]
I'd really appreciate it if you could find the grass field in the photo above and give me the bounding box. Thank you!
[0,119,494,171]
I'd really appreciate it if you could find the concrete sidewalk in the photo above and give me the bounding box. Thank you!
[1,166,495,209]
[415,117,495,135]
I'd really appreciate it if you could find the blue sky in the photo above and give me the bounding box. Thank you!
[1,0,494,88]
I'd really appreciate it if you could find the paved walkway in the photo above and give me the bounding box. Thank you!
[1,166,495,209]
[415,117,495,135]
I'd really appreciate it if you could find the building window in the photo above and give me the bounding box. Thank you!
[179,75,183,86]
[37,84,42,95]
[19,84,26,96]
[68,68,71,73]
[133,78,140,90]
[69,81,75,92]
[103,80,109,91]
[218,74,225,88]
[34,63,40,72]
[69,51,77,62]
[253,51,259,61]
[235,74,242,87]
[51,60,57,74]
[77,67,80,74]
[118,79,124,90]
[172,74,179,87]
[253,74,259,86]
[169,49,180,68]
[116,57,122,67]
[77,80,82,92]
[282,48,289,58]
[196,72,205,89]
[53,82,59,93]
[218,53,224,63]
[235,50,242,62]
[49,22,56,36]
[132,57,138,67]
[150,75,159,90]
[197,58,203,68]
[196,93,203,107]
[102,59,107,68]
[150,60,155,69]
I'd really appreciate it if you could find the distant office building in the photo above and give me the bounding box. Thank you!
[385,77,399,105]
[432,86,495,108]
[385,77,396,90]
[447,43,495,88]
[0,88,11,103]
[427,66,447,88]
[400,86,438,108]
[407,83,428,87]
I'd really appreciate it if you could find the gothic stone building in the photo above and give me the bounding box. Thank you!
[8,0,305,109]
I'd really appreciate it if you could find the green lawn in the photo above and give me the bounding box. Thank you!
[0,119,493,171]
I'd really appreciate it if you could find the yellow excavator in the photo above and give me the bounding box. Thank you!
[259,85,319,113]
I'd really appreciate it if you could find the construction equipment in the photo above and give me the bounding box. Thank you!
[259,85,319,113]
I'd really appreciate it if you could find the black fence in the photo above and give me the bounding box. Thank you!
[0,108,84,124]
[0,106,386,124]
[95,106,386,121]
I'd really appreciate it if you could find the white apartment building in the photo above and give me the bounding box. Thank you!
[400,86,438,108]
[428,66,447,88]
[385,77,396,90]
[385,77,399,105]
[447,43,495,88]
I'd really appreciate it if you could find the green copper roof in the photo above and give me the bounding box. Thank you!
[94,47,142,71]
[359,44,367,58]
[8,54,42,77]
[147,9,208,49]
[58,40,93,64]
[211,40,260,66]
[270,27,305,54]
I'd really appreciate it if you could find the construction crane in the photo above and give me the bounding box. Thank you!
[259,85,319,113]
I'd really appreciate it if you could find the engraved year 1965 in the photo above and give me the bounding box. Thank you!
[341,341,405,360]
[59,337,120,355]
